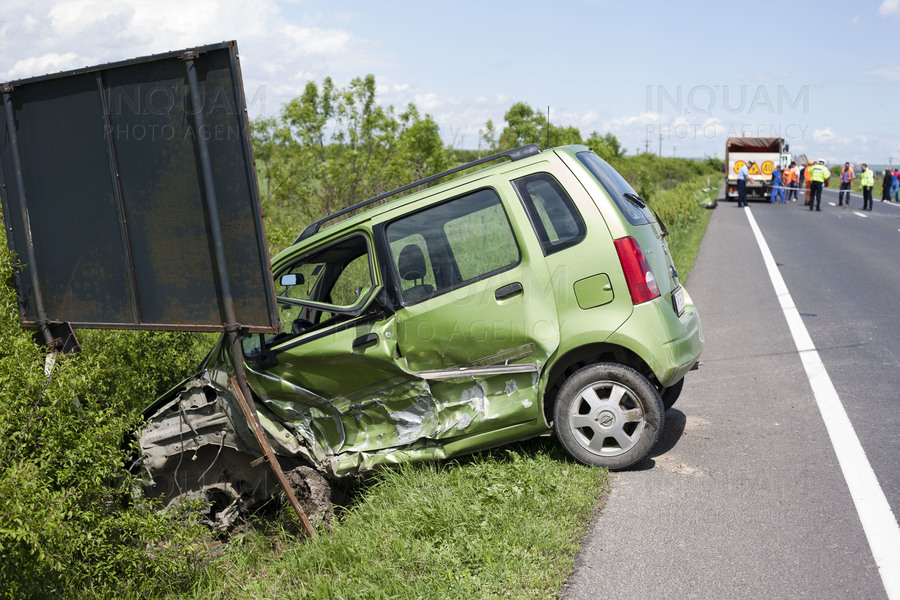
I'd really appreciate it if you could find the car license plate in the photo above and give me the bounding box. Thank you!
[672,285,685,316]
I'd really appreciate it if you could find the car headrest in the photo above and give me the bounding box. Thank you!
[397,244,427,281]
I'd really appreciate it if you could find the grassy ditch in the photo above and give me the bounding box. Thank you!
[187,441,605,600]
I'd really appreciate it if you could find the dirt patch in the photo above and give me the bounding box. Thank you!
[285,466,337,529]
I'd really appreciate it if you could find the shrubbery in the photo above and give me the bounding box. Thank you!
[0,244,210,598]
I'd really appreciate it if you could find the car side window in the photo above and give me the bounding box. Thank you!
[386,188,520,304]
[241,235,374,359]
[274,234,374,335]
[512,173,585,255]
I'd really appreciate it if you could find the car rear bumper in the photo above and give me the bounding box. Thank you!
[606,287,704,387]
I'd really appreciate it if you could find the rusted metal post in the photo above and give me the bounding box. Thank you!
[181,51,316,538]
[182,51,238,327]
[230,374,318,539]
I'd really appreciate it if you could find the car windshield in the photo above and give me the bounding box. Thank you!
[577,151,653,225]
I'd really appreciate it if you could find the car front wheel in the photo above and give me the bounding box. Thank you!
[553,363,664,470]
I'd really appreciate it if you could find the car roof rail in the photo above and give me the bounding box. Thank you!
[294,144,543,243]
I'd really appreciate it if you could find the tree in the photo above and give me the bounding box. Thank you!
[584,131,625,160]
[498,102,543,149]
[479,120,499,156]
[250,75,448,252]
[497,103,580,149]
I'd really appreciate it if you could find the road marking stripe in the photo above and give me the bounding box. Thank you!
[743,206,900,599]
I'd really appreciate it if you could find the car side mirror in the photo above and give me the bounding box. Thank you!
[280,273,304,286]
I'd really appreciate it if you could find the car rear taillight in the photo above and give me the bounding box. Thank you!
[614,237,660,305]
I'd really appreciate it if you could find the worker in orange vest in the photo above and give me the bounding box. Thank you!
[838,162,855,207]
[785,161,799,202]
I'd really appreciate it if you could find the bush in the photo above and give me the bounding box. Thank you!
[645,174,720,280]
[0,244,210,598]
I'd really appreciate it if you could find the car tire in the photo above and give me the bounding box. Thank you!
[660,377,684,411]
[553,363,664,470]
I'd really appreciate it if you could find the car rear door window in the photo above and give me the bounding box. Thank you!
[513,172,586,255]
[385,189,520,304]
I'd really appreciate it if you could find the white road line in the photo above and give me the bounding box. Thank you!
[854,211,869,218]
[743,206,900,599]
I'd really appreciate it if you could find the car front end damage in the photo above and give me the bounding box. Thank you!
[138,337,550,529]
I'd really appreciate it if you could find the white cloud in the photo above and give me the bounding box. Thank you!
[813,128,835,142]
[0,0,391,119]
[6,52,81,79]
[809,128,870,162]
[880,0,899,15]
[865,65,900,82]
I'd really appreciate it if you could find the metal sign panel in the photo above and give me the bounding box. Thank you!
[0,41,279,333]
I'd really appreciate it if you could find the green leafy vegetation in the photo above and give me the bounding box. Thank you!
[647,176,720,281]
[0,77,719,598]
[0,244,212,599]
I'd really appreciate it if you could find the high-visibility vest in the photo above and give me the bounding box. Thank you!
[782,170,791,185]
[811,165,828,183]
[861,169,874,186]
[841,167,854,182]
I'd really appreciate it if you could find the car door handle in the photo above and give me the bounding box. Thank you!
[352,333,378,350]
[495,282,524,300]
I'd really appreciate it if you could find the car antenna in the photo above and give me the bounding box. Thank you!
[546,105,551,148]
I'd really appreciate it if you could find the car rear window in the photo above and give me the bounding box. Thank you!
[577,151,654,225]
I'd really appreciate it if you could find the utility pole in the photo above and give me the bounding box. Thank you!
[658,133,662,156]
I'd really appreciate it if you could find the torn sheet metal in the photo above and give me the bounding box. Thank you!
[140,339,551,493]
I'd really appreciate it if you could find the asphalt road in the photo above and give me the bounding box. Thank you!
[562,186,900,600]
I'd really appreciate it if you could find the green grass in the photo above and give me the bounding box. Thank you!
[184,439,606,600]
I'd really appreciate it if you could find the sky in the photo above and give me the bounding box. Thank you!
[1,0,899,164]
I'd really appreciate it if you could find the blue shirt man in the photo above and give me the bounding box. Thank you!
[737,162,750,207]
[770,166,785,203]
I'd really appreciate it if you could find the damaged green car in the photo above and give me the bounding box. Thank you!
[140,144,703,525]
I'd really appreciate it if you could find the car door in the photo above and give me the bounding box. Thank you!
[379,186,560,437]
[239,232,417,463]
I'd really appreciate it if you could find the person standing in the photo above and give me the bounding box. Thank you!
[809,160,829,211]
[882,169,893,203]
[786,161,799,201]
[838,162,854,207]
[770,164,785,203]
[737,161,750,207]
[803,161,815,205]
[859,163,874,211]
[782,164,792,201]
[891,169,900,202]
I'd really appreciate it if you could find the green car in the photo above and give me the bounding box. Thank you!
[140,144,702,522]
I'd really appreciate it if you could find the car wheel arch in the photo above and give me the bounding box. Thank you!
[540,342,655,426]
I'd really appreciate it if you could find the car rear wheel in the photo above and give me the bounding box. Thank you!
[553,363,664,470]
